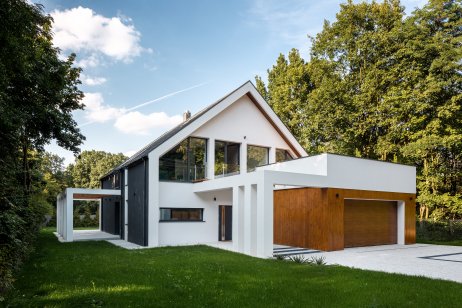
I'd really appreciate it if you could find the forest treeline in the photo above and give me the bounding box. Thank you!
[256,0,462,221]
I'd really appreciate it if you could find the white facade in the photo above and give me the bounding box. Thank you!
[60,81,416,258]
[142,82,415,258]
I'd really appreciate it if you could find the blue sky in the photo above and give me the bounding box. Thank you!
[36,0,426,165]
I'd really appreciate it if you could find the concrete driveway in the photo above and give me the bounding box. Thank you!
[307,244,462,283]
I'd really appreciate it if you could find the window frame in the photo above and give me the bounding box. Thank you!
[214,140,241,177]
[159,136,208,183]
[159,207,205,222]
[275,148,294,163]
[247,144,269,172]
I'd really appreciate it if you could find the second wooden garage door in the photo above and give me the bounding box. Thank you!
[344,199,397,248]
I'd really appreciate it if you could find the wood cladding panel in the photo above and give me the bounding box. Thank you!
[344,199,397,247]
[273,188,342,251]
[274,187,416,251]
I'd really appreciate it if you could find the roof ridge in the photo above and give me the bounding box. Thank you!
[101,81,253,179]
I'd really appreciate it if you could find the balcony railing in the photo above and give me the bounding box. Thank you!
[214,163,240,178]
[159,160,207,182]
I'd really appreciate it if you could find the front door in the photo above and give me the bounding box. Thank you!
[218,205,232,241]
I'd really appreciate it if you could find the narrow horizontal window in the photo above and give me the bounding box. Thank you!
[159,208,204,222]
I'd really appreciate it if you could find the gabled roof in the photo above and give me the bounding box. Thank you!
[102,80,307,179]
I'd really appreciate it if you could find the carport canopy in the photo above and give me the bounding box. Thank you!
[56,188,121,242]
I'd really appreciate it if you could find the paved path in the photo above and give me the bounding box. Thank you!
[306,244,462,283]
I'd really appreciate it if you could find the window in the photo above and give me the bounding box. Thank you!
[159,137,207,182]
[159,208,204,222]
[215,140,240,177]
[276,149,293,163]
[247,145,269,172]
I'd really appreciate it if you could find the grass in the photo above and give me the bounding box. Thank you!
[5,229,462,307]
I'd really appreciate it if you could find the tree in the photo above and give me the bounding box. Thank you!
[255,49,314,145]
[398,0,462,219]
[0,0,85,292]
[68,151,127,189]
[308,0,406,157]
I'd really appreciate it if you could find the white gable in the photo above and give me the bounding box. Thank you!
[192,94,296,155]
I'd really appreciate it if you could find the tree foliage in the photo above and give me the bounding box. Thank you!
[257,0,462,220]
[0,0,85,292]
[68,151,127,189]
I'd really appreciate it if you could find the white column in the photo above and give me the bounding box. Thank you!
[269,147,276,164]
[56,196,61,236]
[257,179,274,257]
[98,199,102,231]
[250,184,258,256]
[124,168,129,241]
[207,138,215,180]
[65,189,74,242]
[397,201,405,245]
[232,185,244,253]
[240,142,247,174]
[243,183,253,254]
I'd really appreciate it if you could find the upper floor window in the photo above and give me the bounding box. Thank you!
[247,145,269,172]
[159,137,207,182]
[215,141,240,177]
[276,149,293,163]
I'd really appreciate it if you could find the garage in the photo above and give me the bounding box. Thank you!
[344,199,397,248]
[273,187,415,251]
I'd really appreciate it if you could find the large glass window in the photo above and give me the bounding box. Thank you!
[247,145,269,172]
[159,208,204,222]
[276,149,293,163]
[159,137,207,182]
[215,141,240,177]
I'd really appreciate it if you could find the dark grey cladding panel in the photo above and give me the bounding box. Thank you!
[127,160,148,246]
[101,177,121,235]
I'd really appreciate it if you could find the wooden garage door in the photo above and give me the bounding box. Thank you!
[344,199,397,248]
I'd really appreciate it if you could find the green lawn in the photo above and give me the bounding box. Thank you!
[5,229,462,307]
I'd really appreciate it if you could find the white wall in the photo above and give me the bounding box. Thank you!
[192,95,295,157]
[158,182,232,246]
[326,154,416,194]
[257,153,416,194]
[258,154,328,176]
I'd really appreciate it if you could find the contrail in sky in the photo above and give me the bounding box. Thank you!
[78,81,209,128]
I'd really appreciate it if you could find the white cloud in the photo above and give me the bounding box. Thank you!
[123,150,137,157]
[79,83,207,134]
[75,53,101,68]
[114,111,182,135]
[81,92,124,123]
[51,6,149,63]
[81,74,107,86]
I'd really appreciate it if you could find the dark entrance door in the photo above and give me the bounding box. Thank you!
[218,205,232,241]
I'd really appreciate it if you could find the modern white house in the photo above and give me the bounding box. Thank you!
[56,81,417,258]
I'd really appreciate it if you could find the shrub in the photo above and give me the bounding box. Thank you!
[274,254,286,261]
[416,220,462,242]
[0,196,48,293]
[289,255,310,264]
[309,256,327,266]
